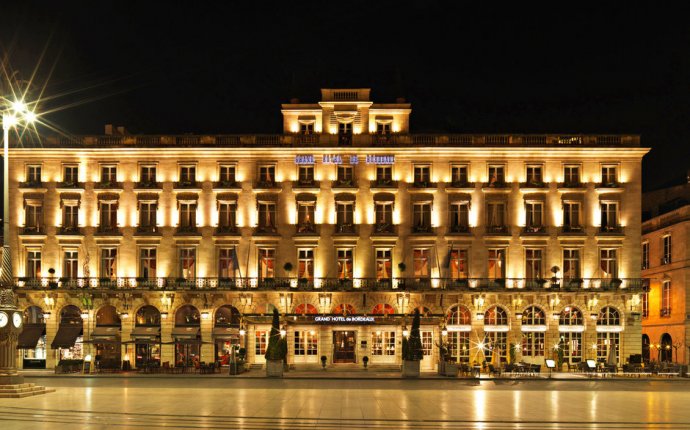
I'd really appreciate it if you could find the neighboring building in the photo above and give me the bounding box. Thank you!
[8,88,648,372]
[641,182,690,364]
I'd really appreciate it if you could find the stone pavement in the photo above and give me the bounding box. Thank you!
[1,377,689,429]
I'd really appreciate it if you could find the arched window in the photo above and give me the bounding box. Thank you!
[23,306,44,324]
[660,333,673,363]
[521,306,545,325]
[559,306,583,326]
[294,303,318,315]
[96,305,121,327]
[446,305,471,325]
[175,305,200,326]
[215,305,241,326]
[372,304,395,315]
[60,305,82,325]
[135,305,161,326]
[484,306,508,325]
[597,306,621,325]
[333,303,356,315]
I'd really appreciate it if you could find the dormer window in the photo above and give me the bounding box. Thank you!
[300,123,314,134]
[376,122,391,134]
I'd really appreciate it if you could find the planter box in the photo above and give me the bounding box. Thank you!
[266,359,284,377]
[402,360,420,378]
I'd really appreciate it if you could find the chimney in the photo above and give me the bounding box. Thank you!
[116,126,127,135]
[104,124,113,135]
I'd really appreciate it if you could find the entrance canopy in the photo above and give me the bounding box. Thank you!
[51,325,82,349]
[17,324,45,349]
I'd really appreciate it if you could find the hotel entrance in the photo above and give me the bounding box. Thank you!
[333,331,356,363]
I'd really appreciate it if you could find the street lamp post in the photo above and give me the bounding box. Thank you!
[1,101,36,287]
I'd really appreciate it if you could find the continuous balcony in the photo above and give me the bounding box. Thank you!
[11,277,648,293]
[37,134,641,148]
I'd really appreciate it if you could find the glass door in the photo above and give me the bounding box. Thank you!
[333,331,356,363]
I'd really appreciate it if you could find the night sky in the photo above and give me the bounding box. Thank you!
[2,2,689,191]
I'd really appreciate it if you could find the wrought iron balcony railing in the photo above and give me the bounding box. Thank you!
[12,276,648,293]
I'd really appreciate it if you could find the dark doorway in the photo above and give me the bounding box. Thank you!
[642,334,650,364]
[333,331,356,363]
[660,333,673,363]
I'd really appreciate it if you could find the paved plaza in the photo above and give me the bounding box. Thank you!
[1,377,689,429]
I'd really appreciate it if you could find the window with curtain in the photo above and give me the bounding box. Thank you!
[139,248,157,278]
[258,248,275,279]
[375,249,391,279]
[449,249,468,279]
[298,249,313,279]
[337,249,353,279]
[488,249,505,278]
[100,248,117,278]
[413,249,430,278]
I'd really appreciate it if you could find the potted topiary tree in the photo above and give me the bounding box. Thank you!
[320,355,327,370]
[402,308,424,377]
[265,309,287,377]
[362,356,369,370]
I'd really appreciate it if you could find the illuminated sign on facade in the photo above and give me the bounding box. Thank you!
[295,155,394,165]
[313,316,376,324]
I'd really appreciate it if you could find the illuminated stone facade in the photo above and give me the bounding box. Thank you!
[641,183,690,364]
[9,89,648,372]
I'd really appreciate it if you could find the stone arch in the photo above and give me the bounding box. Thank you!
[660,333,673,363]
[23,305,44,324]
[59,304,83,326]
[175,304,200,326]
[558,306,583,326]
[642,334,650,363]
[215,305,241,326]
[484,305,508,325]
[372,303,395,315]
[333,303,356,315]
[95,304,121,327]
[135,305,161,326]
[446,304,471,325]
[521,305,546,325]
[293,303,318,315]
[597,306,621,326]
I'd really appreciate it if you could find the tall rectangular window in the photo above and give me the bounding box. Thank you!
[375,122,391,134]
[298,249,314,279]
[139,202,157,229]
[601,165,618,185]
[335,202,354,232]
[218,202,236,230]
[26,250,41,278]
[374,202,393,229]
[298,165,314,184]
[525,165,543,184]
[413,249,430,278]
[661,280,671,317]
[449,202,470,232]
[525,201,543,228]
[179,248,196,279]
[413,165,431,185]
[26,165,42,184]
[337,249,353,279]
[218,248,237,278]
[100,248,117,278]
[525,249,543,279]
[600,201,619,230]
[484,332,507,362]
[376,166,392,183]
[300,123,314,134]
[258,248,275,279]
[563,249,581,279]
[179,165,196,183]
[488,249,505,278]
[297,202,315,232]
[258,165,275,185]
[371,331,396,356]
[450,249,468,279]
[139,248,157,278]
[25,204,42,232]
[255,331,268,355]
[600,249,618,278]
[294,330,318,356]
[563,165,580,185]
[488,165,505,185]
[219,165,236,184]
[179,202,196,228]
[412,202,432,232]
[258,202,276,230]
[447,332,470,363]
[140,165,157,183]
[63,165,79,184]
[101,165,117,183]
[451,164,468,185]
[596,333,620,361]
[61,200,81,230]
[563,201,581,229]
[375,249,391,279]
[99,201,118,230]
[487,201,506,228]
[560,332,582,363]
[63,250,78,278]
[641,292,649,318]
[642,242,649,270]
[336,165,354,186]
[522,332,545,357]
[662,235,672,264]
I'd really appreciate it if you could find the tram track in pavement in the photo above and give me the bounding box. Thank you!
[0,406,686,429]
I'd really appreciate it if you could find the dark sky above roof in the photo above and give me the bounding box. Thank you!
[2,2,689,190]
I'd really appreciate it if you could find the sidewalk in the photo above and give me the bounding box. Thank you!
[19,368,688,381]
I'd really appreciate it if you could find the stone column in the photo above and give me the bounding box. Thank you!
[0,289,23,385]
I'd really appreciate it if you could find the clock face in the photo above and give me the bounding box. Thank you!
[0,312,7,328]
[13,312,22,328]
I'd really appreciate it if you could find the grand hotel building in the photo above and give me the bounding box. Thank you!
[7,88,649,372]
